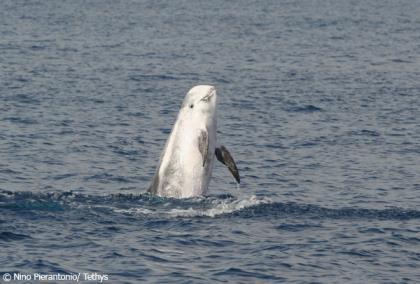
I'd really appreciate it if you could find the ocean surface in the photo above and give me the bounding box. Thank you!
[1,0,420,283]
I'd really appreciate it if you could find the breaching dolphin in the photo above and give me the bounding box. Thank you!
[148,85,240,198]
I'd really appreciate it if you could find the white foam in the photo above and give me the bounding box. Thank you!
[167,195,272,218]
[110,195,272,218]
[113,207,155,215]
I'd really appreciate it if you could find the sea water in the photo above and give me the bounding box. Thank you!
[1,0,419,283]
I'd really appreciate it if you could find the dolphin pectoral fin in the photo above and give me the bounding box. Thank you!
[198,130,208,167]
[215,146,240,184]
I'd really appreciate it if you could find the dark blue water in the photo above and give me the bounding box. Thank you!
[1,0,420,283]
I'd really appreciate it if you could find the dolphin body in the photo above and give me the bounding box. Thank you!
[148,85,240,198]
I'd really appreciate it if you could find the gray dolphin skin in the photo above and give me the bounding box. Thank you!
[147,85,240,198]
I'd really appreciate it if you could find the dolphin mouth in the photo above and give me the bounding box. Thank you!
[200,89,215,102]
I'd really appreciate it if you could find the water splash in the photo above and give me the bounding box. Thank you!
[112,195,272,218]
[166,195,271,218]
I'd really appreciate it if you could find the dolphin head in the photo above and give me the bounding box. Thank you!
[181,85,217,121]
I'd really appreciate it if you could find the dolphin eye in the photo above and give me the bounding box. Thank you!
[190,104,194,109]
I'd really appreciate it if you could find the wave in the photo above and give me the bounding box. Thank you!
[0,231,31,241]
[1,190,419,220]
